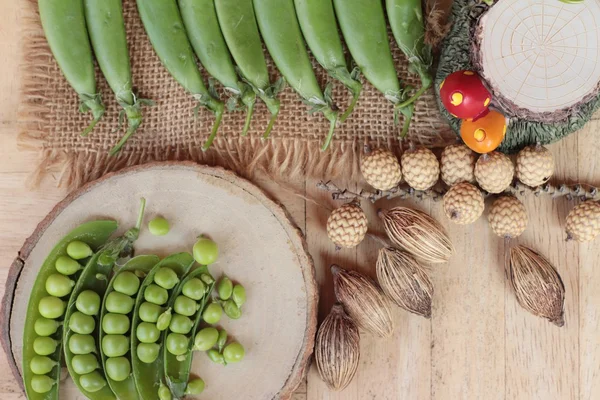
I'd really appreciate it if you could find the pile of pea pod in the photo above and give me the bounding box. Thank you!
[39,0,431,152]
[22,200,248,400]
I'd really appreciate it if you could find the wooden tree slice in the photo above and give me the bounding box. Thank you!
[1,162,317,400]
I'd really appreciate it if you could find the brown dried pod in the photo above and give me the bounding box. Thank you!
[315,304,360,391]
[509,245,565,327]
[331,265,394,337]
[376,247,433,318]
[378,207,454,264]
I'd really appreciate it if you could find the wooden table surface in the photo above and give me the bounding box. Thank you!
[2,1,600,399]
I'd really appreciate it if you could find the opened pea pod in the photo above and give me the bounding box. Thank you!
[22,220,117,399]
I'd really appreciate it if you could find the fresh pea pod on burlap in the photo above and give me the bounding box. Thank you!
[293,0,362,122]
[22,220,117,399]
[136,0,224,151]
[38,0,105,136]
[253,0,340,151]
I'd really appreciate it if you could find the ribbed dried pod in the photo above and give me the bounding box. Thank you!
[376,247,433,318]
[509,245,565,327]
[565,201,600,242]
[326,200,369,249]
[331,265,394,337]
[360,148,402,191]
[378,207,454,264]
[315,304,360,391]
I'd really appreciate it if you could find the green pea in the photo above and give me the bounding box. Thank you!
[97,252,115,268]
[55,255,82,275]
[105,291,135,314]
[200,274,215,285]
[76,290,101,316]
[79,371,107,393]
[223,342,245,364]
[33,337,58,356]
[232,284,246,308]
[71,354,99,375]
[149,217,170,236]
[154,267,179,289]
[34,318,60,337]
[66,240,93,260]
[136,322,160,343]
[113,271,140,296]
[30,356,56,375]
[185,378,205,395]
[217,276,233,300]
[173,295,198,317]
[137,343,160,363]
[105,357,131,382]
[45,274,75,298]
[101,335,129,357]
[69,311,96,335]
[31,374,54,393]
[194,327,219,351]
[139,302,163,323]
[182,278,205,300]
[166,333,189,356]
[144,284,168,305]
[158,382,172,400]
[206,349,225,365]
[169,314,193,334]
[217,329,227,352]
[102,313,130,335]
[202,302,222,325]
[192,238,219,265]
[222,299,242,320]
[156,308,172,331]
[38,296,65,319]
[69,334,96,355]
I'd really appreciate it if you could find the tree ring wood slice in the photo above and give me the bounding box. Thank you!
[1,162,317,400]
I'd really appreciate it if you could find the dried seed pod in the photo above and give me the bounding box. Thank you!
[378,207,454,264]
[376,247,433,318]
[331,265,394,337]
[401,146,440,191]
[475,151,514,194]
[440,144,476,186]
[488,196,528,238]
[565,201,600,242]
[360,148,402,191]
[443,182,485,225]
[509,246,565,327]
[315,304,360,391]
[516,143,554,187]
[326,200,368,249]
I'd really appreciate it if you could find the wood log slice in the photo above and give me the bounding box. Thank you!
[1,162,318,400]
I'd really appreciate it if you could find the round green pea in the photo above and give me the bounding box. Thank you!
[169,314,193,334]
[217,276,233,300]
[232,284,246,308]
[38,296,65,319]
[79,371,107,393]
[202,303,222,325]
[173,295,197,317]
[192,238,219,265]
[69,334,96,355]
[149,217,170,236]
[102,313,130,335]
[206,349,225,365]
[154,267,179,290]
[166,333,188,356]
[34,318,60,337]
[194,327,219,351]
[185,378,205,395]
[182,278,205,300]
[105,357,131,382]
[144,284,168,305]
[136,322,160,343]
[101,335,129,357]
[97,252,115,268]
[139,302,163,323]
[105,292,135,315]
[55,255,82,275]
[33,337,57,356]
[71,354,99,375]
[66,241,93,260]
[137,343,160,363]
[69,311,96,335]
[45,274,75,298]
[223,342,245,363]
[222,299,242,320]
[30,356,56,375]
[31,374,54,393]
[158,382,172,400]
[156,309,172,331]
[113,271,140,296]
[76,290,101,316]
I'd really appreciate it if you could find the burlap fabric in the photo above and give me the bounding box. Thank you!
[20,0,453,189]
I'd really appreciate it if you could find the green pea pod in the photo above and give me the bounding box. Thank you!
[215,0,282,138]
[293,0,362,122]
[38,0,104,135]
[136,0,224,151]
[163,267,215,398]
[178,0,256,136]
[100,255,160,400]
[386,0,433,108]
[253,0,339,151]
[22,220,117,400]
[131,253,195,400]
